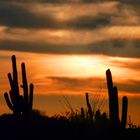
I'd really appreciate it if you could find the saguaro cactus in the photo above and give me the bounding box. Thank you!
[106,69,128,128]
[4,55,34,117]
[106,69,120,128]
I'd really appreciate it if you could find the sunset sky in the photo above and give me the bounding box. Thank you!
[0,0,140,125]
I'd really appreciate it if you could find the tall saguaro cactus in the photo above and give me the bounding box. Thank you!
[4,55,34,117]
[106,69,128,128]
[106,69,120,128]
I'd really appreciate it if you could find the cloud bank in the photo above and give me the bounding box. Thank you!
[0,0,139,58]
[45,76,140,94]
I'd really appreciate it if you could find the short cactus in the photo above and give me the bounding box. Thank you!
[121,96,128,128]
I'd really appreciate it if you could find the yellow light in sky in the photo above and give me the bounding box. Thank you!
[37,54,139,79]
[1,51,140,95]
[60,55,106,77]
[68,56,99,68]
[49,30,67,37]
[37,54,108,78]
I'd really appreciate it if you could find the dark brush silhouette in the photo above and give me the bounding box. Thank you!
[106,69,128,128]
[4,55,34,117]
[86,92,93,123]
[80,107,85,122]
[78,93,109,128]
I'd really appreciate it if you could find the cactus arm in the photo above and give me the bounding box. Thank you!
[29,83,34,110]
[4,92,14,111]
[9,90,18,107]
[21,63,28,103]
[8,73,13,89]
[8,73,19,107]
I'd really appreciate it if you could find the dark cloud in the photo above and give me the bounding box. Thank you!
[111,41,125,48]
[0,40,140,58]
[46,76,140,94]
[122,0,140,4]
[0,3,60,29]
[0,0,139,4]
[0,0,139,58]
[0,0,111,4]
[0,2,112,29]
[0,0,62,3]
[0,1,139,30]
[87,40,140,58]
[68,16,111,30]
[46,76,105,91]
[117,80,140,94]
[0,0,70,3]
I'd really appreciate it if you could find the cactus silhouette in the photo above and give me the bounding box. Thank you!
[4,55,34,117]
[106,69,128,128]
[85,93,93,122]
[121,96,128,128]
[106,69,120,128]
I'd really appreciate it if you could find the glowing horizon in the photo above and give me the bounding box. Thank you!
[0,50,140,95]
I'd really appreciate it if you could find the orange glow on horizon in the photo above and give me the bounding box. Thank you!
[0,50,140,95]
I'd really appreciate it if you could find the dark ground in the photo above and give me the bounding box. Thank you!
[0,113,140,140]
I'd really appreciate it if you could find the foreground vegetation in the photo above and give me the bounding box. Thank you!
[0,55,140,140]
[0,111,139,140]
